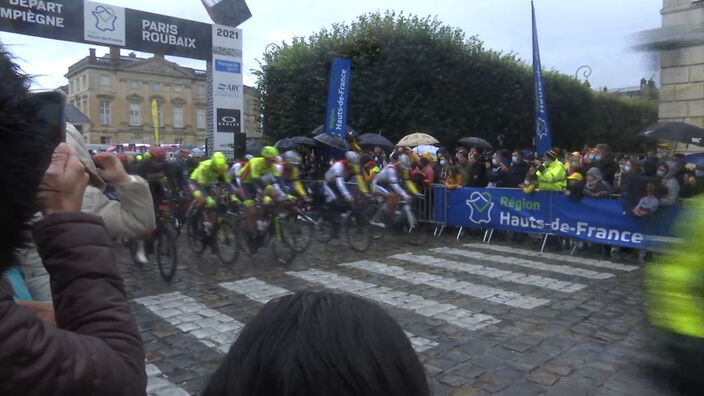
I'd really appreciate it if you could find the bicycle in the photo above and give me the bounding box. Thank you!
[312,199,373,252]
[242,201,299,265]
[373,195,430,246]
[185,186,240,265]
[129,201,179,282]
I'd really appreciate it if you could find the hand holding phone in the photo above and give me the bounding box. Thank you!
[93,153,131,184]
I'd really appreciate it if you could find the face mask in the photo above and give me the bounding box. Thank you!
[624,165,631,173]
[571,161,579,168]
[492,159,498,166]
[512,156,518,164]
[440,160,446,166]
[524,180,531,186]
[696,170,704,178]
[657,170,665,177]
[594,155,602,161]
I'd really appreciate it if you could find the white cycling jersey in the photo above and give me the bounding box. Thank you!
[324,161,354,202]
[373,165,410,200]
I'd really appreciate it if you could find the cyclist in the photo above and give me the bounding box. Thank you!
[321,151,369,236]
[229,154,253,188]
[188,152,237,231]
[238,146,282,241]
[276,150,310,201]
[370,154,419,227]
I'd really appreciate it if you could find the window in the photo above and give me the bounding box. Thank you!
[173,105,184,128]
[99,101,111,125]
[173,84,184,93]
[100,75,110,87]
[175,138,184,145]
[152,82,161,92]
[70,80,74,92]
[82,75,87,87]
[82,97,87,113]
[129,103,141,126]
[130,80,140,90]
[100,136,111,144]
[76,78,80,91]
[157,104,164,127]
[196,108,206,129]
[197,85,206,96]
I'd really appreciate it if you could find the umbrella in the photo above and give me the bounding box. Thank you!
[640,122,704,146]
[309,124,358,138]
[358,133,395,151]
[313,133,349,151]
[682,153,704,167]
[275,138,298,150]
[458,137,493,150]
[65,103,91,124]
[397,132,439,147]
[413,144,439,157]
[246,140,264,156]
[291,135,317,146]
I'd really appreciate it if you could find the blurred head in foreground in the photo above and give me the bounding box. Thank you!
[204,291,430,396]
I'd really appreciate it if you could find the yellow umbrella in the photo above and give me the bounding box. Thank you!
[397,132,439,147]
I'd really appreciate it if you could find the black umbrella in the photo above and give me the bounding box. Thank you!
[291,135,317,146]
[458,137,492,150]
[358,133,395,151]
[682,153,704,167]
[313,133,349,151]
[246,140,264,156]
[275,138,298,150]
[640,122,704,146]
[309,124,358,138]
[65,103,91,124]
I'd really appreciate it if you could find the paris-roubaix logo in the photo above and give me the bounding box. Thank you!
[92,5,118,32]
[466,191,494,225]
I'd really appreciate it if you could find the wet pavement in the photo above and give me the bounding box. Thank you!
[116,230,691,395]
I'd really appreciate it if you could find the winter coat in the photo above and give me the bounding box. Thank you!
[0,212,146,395]
[536,160,567,191]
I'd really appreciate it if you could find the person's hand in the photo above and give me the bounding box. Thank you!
[500,164,508,172]
[93,153,131,184]
[485,162,491,169]
[17,301,56,326]
[37,143,89,216]
[534,159,542,167]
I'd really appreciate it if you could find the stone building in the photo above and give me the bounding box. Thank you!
[65,48,260,145]
[654,0,704,127]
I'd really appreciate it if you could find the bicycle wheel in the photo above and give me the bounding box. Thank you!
[346,210,372,252]
[186,215,207,254]
[285,212,315,253]
[213,218,240,265]
[272,218,297,265]
[155,226,178,282]
[312,210,334,243]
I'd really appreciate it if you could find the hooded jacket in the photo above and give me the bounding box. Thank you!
[536,160,567,191]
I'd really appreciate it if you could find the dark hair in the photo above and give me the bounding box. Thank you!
[0,45,56,271]
[419,157,429,167]
[204,291,430,396]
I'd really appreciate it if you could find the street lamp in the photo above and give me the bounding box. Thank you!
[265,43,280,55]
[200,0,251,27]
[575,65,592,83]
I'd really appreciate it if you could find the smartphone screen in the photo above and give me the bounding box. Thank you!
[27,91,66,148]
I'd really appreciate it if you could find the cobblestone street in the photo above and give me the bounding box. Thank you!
[117,232,687,396]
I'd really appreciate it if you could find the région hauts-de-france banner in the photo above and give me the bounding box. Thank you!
[324,57,352,137]
[532,0,552,156]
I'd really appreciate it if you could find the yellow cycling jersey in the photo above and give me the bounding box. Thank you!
[190,159,230,185]
[238,157,279,183]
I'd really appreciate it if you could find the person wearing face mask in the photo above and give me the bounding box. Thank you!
[533,147,567,191]
[594,144,618,187]
[657,162,680,207]
[486,150,510,188]
[434,151,451,183]
[507,150,529,187]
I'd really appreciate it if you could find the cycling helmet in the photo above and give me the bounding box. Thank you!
[150,147,167,162]
[212,152,228,171]
[399,154,412,170]
[144,152,152,160]
[262,146,279,159]
[244,154,254,161]
[136,155,143,161]
[283,150,301,165]
[345,151,361,165]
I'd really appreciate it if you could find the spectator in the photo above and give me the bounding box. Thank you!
[583,167,614,198]
[204,291,429,396]
[658,162,680,207]
[456,149,472,187]
[0,46,146,394]
[486,150,510,187]
[467,153,488,187]
[410,157,435,186]
[521,166,538,194]
[507,150,529,187]
[534,147,566,191]
[564,172,585,202]
[619,159,652,214]
[434,150,451,183]
[567,151,585,176]
[594,144,618,187]
[445,166,463,190]
[683,166,704,197]
[633,183,659,217]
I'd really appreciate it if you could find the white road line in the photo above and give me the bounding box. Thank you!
[286,269,500,331]
[342,261,550,309]
[218,277,439,353]
[464,243,639,272]
[391,253,586,293]
[146,364,190,396]
[134,292,244,354]
[432,247,614,280]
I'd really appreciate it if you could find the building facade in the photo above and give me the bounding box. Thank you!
[657,0,704,127]
[65,48,260,145]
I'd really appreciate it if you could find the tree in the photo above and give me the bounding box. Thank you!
[255,11,656,152]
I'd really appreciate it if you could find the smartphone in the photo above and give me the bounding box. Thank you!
[26,90,66,148]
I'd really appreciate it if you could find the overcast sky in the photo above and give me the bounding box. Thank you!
[0,0,662,91]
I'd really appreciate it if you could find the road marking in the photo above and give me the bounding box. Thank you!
[134,291,244,354]
[342,260,550,309]
[432,247,614,280]
[146,364,190,396]
[391,253,585,293]
[286,269,500,331]
[464,243,639,272]
[218,277,439,353]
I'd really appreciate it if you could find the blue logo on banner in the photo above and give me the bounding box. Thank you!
[215,59,241,74]
[324,57,352,137]
[466,191,494,225]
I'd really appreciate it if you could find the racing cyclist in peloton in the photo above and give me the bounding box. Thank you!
[322,151,370,236]
[370,154,420,228]
[275,150,311,202]
[238,146,283,247]
[188,152,237,233]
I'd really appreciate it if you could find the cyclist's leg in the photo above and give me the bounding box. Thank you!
[242,183,259,235]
